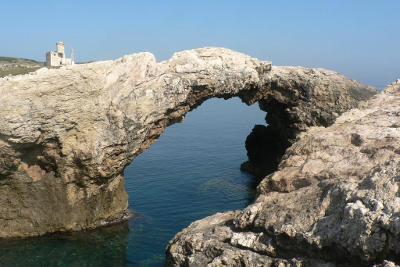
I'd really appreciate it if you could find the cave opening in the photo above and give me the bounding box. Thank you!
[0,96,278,267]
[123,96,278,265]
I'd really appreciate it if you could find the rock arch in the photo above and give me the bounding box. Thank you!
[0,47,375,238]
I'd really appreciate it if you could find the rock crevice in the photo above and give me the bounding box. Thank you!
[0,47,375,240]
[166,81,400,266]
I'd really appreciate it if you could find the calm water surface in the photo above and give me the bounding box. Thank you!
[0,97,266,267]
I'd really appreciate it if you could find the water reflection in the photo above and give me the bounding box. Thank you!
[0,98,267,267]
[0,222,130,267]
[198,177,256,201]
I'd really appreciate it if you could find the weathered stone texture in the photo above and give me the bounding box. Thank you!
[0,47,374,239]
[166,81,400,266]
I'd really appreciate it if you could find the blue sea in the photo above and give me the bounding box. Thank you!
[0,97,266,267]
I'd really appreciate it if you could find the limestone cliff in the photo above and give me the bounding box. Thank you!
[0,47,374,238]
[166,81,400,266]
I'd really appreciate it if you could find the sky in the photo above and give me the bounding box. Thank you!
[1,1,399,89]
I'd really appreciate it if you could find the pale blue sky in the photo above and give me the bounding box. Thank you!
[1,1,399,88]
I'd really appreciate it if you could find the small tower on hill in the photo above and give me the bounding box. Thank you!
[56,41,65,57]
[46,41,74,67]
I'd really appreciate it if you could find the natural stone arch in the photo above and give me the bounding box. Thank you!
[166,82,400,267]
[0,47,375,238]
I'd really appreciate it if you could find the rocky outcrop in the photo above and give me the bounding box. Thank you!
[0,47,374,238]
[241,65,378,179]
[166,81,400,266]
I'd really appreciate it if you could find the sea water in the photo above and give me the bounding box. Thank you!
[0,97,266,267]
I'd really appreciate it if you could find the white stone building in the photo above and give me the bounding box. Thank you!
[46,41,74,67]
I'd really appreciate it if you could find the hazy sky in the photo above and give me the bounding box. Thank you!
[1,1,399,88]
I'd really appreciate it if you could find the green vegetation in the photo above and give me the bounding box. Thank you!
[0,56,44,78]
[0,66,42,77]
[0,57,42,64]
[76,61,94,64]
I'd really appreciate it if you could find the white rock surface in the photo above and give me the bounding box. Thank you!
[0,47,374,239]
[166,82,400,266]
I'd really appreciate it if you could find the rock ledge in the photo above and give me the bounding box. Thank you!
[0,47,374,238]
[166,81,400,266]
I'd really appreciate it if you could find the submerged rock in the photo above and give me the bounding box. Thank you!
[198,178,254,200]
[0,47,374,238]
[166,81,400,266]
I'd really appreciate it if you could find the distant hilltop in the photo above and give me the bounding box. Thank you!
[0,57,44,77]
[0,54,93,78]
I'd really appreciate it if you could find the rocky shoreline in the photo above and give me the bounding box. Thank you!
[0,47,387,265]
[166,81,400,266]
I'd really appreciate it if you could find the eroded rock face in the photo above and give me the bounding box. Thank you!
[0,47,374,238]
[242,65,378,179]
[166,81,400,266]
